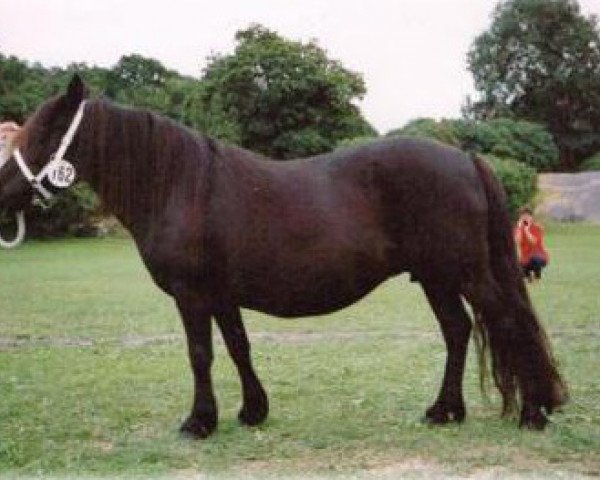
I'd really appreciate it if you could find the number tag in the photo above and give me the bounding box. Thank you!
[47,159,76,188]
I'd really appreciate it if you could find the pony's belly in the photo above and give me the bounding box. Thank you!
[237,269,391,318]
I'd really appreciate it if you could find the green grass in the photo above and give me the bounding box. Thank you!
[0,224,599,478]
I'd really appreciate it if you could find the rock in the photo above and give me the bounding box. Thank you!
[537,172,600,223]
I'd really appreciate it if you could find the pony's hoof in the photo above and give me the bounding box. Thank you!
[423,402,466,425]
[180,414,217,439]
[519,407,548,430]
[238,401,269,426]
[239,389,269,426]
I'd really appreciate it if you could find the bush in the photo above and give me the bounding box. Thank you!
[336,135,379,150]
[580,152,600,171]
[27,183,101,238]
[386,117,559,172]
[0,183,101,241]
[386,118,461,147]
[469,119,559,172]
[483,155,537,218]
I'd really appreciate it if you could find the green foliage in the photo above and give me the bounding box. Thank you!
[484,154,538,217]
[107,54,172,92]
[199,24,376,159]
[386,118,461,147]
[579,152,600,171]
[0,55,54,123]
[467,118,559,171]
[336,135,379,150]
[104,55,207,131]
[467,0,600,169]
[27,183,101,238]
[387,117,558,171]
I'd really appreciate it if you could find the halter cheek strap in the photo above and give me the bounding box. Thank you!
[3,100,86,201]
[13,149,53,199]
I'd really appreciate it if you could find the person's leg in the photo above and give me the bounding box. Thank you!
[522,261,534,282]
[531,257,547,280]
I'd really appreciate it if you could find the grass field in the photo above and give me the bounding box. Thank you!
[0,223,599,478]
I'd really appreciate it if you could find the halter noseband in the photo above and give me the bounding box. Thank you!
[0,100,87,201]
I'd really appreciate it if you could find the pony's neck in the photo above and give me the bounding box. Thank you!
[75,100,210,236]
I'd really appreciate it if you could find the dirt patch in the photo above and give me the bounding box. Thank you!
[120,333,180,347]
[168,458,598,479]
[366,457,447,478]
[0,335,94,350]
[0,331,435,350]
[173,444,600,480]
[92,440,115,454]
[165,443,600,480]
[250,331,434,344]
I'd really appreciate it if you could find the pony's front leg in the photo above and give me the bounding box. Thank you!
[215,307,268,426]
[174,286,218,438]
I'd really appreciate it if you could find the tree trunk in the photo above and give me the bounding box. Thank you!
[559,145,576,172]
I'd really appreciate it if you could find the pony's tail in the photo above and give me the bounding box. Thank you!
[471,155,568,417]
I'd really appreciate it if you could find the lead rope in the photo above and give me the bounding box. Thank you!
[0,210,26,248]
[0,132,25,248]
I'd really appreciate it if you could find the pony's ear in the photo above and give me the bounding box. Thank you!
[66,74,88,106]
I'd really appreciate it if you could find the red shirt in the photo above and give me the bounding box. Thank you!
[514,223,548,265]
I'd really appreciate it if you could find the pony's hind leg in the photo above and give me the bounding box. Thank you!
[463,273,519,419]
[215,307,269,426]
[421,282,472,424]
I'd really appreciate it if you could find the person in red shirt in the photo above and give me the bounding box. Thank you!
[514,207,549,282]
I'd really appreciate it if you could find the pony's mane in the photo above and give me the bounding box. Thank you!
[78,99,218,228]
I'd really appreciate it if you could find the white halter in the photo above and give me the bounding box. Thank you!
[0,101,86,248]
[0,100,86,200]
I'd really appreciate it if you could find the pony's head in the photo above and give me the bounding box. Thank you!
[0,74,89,213]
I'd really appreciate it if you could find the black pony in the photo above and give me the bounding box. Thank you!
[0,76,567,438]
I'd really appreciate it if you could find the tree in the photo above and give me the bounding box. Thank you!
[464,118,559,171]
[0,55,113,123]
[467,0,600,169]
[386,117,558,171]
[105,55,208,131]
[107,54,173,93]
[199,24,376,159]
[0,54,48,123]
